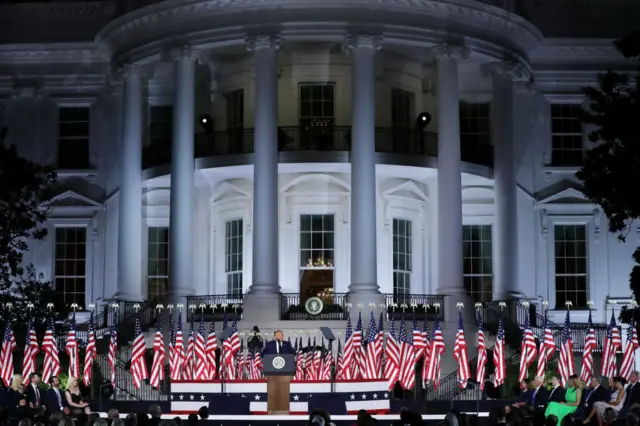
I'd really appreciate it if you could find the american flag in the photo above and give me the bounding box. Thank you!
[375,312,385,377]
[251,350,263,380]
[0,322,16,387]
[364,310,380,379]
[65,312,79,378]
[397,317,415,390]
[194,318,207,380]
[412,313,427,362]
[205,321,218,380]
[536,312,556,377]
[150,317,165,388]
[130,315,148,388]
[493,316,505,386]
[82,311,97,386]
[558,310,574,386]
[170,312,185,380]
[601,313,621,378]
[107,310,118,384]
[338,316,354,380]
[321,340,335,380]
[420,319,431,386]
[183,319,195,380]
[384,318,400,390]
[223,315,241,379]
[580,310,596,382]
[476,311,487,390]
[425,314,445,388]
[294,338,305,380]
[620,317,638,380]
[22,316,39,385]
[453,311,470,388]
[41,316,60,384]
[353,313,365,380]
[518,313,537,381]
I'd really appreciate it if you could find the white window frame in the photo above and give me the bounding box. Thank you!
[392,218,412,296]
[462,223,494,303]
[299,214,336,270]
[56,105,91,170]
[47,218,93,307]
[552,223,589,310]
[550,103,584,167]
[224,218,244,297]
[146,226,170,301]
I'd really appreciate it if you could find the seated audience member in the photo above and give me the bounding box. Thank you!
[8,374,27,418]
[546,414,559,426]
[549,375,567,404]
[308,408,333,426]
[530,376,551,409]
[545,374,582,424]
[149,404,162,426]
[584,376,627,425]
[44,377,68,415]
[113,419,125,426]
[24,374,42,410]
[507,378,534,412]
[626,371,640,408]
[63,376,91,417]
[583,377,609,411]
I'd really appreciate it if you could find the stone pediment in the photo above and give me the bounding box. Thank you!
[538,187,589,205]
[45,190,102,209]
[382,180,427,202]
[210,181,251,203]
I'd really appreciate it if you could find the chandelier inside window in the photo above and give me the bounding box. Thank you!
[306,257,333,268]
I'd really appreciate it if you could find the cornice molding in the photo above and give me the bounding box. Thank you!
[0,42,107,64]
[95,0,542,67]
[531,39,628,62]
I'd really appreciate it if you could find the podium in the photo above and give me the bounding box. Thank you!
[263,354,295,414]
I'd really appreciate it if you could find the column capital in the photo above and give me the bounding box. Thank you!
[342,34,383,55]
[246,35,282,52]
[430,43,469,61]
[166,44,201,62]
[481,61,530,82]
[110,63,153,83]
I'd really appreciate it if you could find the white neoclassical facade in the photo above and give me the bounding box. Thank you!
[0,0,638,324]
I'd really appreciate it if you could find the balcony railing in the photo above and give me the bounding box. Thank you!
[186,295,244,322]
[384,294,445,321]
[142,126,493,169]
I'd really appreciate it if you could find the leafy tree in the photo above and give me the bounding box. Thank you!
[575,31,640,318]
[0,134,59,332]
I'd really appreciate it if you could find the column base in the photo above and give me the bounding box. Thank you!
[492,291,523,301]
[242,293,281,323]
[435,290,475,323]
[112,292,145,302]
[347,293,385,311]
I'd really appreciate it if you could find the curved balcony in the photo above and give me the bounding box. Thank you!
[141,126,493,174]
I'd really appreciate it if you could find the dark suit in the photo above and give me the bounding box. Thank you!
[44,388,67,414]
[583,385,608,410]
[25,383,43,407]
[548,386,566,403]
[625,382,640,407]
[531,386,550,408]
[262,340,294,355]
[519,389,534,404]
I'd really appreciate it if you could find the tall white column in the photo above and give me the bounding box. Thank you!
[344,35,382,301]
[168,46,198,302]
[115,66,144,301]
[433,45,469,303]
[247,35,281,295]
[484,62,521,300]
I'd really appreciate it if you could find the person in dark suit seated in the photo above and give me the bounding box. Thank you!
[548,375,566,404]
[44,376,69,415]
[7,374,27,419]
[583,377,609,411]
[626,371,640,407]
[531,376,551,409]
[262,330,295,355]
[25,373,43,410]
[507,378,533,412]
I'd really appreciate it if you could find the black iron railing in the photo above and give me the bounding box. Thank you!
[280,293,349,320]
[383,294,445,320]
[185,295,244,322]
[143,126,495,169]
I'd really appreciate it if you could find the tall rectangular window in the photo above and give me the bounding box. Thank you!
[54,227,87,306]
[299,215,334,300]
[459,102,491,146]
[147,227,169,301]
[462,225,493,302]
[551,104,583,166]
[392,219,412,296]
[391,89,414,128]
[225,90,244,130]
[58,107,90,169]
[148,106,173,147]
[299,83,335,128]
[554,225,588,308]
[225,219,244,297]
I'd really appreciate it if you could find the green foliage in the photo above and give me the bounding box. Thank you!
[0,143,57,280]
[575,31,640,311]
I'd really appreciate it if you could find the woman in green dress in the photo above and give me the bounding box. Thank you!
[545,374,583,424]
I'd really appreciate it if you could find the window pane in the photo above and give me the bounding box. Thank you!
[554,224,588,308]
[298,83,335,121]
[58,107,90,169]
[224,219,244,296]
[392,219,412,295]
[147,227,170,300]
[459,102,491,164]
[54,227,87,306]
[550,104,583,166]
[300,214,335,268]
[462,225,493,302]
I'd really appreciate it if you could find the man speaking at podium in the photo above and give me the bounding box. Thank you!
[263,329,295,355]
